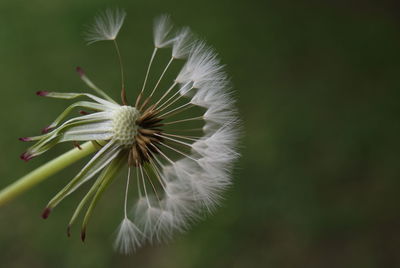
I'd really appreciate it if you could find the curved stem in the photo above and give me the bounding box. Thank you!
[0,141,99,207]
[123,166,131,218]
[113,40,128,105]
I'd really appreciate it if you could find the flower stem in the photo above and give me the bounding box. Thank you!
[0,141,99,207]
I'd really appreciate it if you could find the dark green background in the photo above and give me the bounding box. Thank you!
[1,0,400,267]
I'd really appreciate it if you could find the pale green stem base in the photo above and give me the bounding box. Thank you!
[0,141,98,207]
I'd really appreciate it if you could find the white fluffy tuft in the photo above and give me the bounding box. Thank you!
[153,14,174,48]
[172,27,193,59]
[85,8,126,44]
[192,123,240,161]
[133,194,190,243]
[176,41,226,89]
[163,180,196,222]
[114,218,143,254]
[171,158,225,211]
[190,79,232,108]
[134,197,162,241]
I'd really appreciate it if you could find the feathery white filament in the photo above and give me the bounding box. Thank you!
[114,218,142,254]
[172,27,193,59]
[176,41,225,89]
[153,14,174,48]
[85,8,126,44]
[113,165,141,254]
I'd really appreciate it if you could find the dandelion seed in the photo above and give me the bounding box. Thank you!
[17,9,240,254]
[153,14,174,48]
[114,218,143,254]
[85,8,126,44]
[172,27,193,59]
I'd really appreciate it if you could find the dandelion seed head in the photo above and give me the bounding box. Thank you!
[21,10,241,255]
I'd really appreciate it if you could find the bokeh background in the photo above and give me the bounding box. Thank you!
[1,0,400,267]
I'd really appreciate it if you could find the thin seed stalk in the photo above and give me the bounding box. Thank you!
[0,141,100,207]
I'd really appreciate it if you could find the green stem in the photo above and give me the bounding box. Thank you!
[0,141,99,207]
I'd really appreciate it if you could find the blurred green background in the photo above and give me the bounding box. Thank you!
[1,0,400,267]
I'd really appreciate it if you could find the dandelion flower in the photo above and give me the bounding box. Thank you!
[16,8,240,254]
